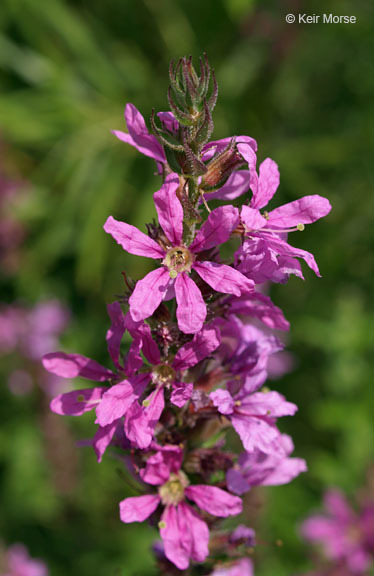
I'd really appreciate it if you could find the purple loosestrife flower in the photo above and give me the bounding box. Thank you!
[211,385,297,455]
[44,304,221,454]
[234,158,331,283]
[43,302,146,460]
[119,446,242,570]
[121,321,221,448]
[104,173,254,334]
[2,544,48,576]
[301,490,374,574]
[226,434,307,495]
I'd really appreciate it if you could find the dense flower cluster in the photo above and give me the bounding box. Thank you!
[43,55,331,573]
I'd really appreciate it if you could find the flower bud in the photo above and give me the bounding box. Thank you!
[200,139,246,191]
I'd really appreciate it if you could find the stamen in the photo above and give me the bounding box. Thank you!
[260,223,305,234]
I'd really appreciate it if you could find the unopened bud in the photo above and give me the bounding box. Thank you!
[200,139,246,191]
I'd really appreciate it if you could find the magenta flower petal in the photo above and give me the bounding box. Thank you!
[185,485,242,517]
[170,381,193,407]
[50,387,105,416]
[179,502,210,563]
[261,455,307,485]
[241,205,268,230]
[236,139,258,193]
[103,216,165,259]
[95,377,149,426]
[245,391,298,417]
[93,422,117,462]
[124,313,161,366]
[204,171,250,202]
[228,292,290,331]
[190,206,239,253]
[125,386,165,449]
[210,389,235,415]
[106,302,126,369]
[140,446,183,485]
[268,194,332,228]
[154,174,183,245]
[43,352,114,381]
[203,136,257,161]
[226,469,251,495]
[173,321,221,371]
[119,494,161,523]
[175,273,206,334]
[250,158,280,210]
[157,111,179,134]
[193,261,254,297]
[112,103,166,163]
[160,505,190,570]
[129,268,171,322]
[144,385,165,432]
[124,402,154,449]
[231,415,280,454]
[123,337,143,377]
[263,235,321,276]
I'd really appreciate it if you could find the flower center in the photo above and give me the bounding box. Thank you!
[152,364,176,385]
[159,472,190,506]
[163,246,194,278]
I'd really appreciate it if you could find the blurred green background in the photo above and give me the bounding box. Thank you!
[0,0,373,574]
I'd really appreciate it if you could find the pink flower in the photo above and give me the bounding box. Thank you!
[4,544,48,576]
[234,157,331,283]
[121,321,221,449]
[104,173,254,334]
[119,447,242,570]
[227,434,307,494]
[301,490,374,574]
[43,302,143,460]
[210,387,297,455]
[44,304,221,454]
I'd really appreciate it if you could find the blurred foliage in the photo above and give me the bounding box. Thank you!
[0,0,373,574]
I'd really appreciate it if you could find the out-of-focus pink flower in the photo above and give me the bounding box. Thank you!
[301,490,374,574]
[0,300,70,397]
[3,544,48,576]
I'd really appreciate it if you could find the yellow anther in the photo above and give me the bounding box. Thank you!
[158,520,167,529]
[297,223,305,231]
[142,399,150,407]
